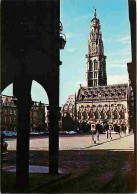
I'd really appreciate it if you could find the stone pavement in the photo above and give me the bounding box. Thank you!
[78,133,134,151]
[3,133,134,174]
[2,134,135,193]
[2,165,68,174]
[6,133,134,151]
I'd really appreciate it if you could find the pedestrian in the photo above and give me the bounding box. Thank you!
[91,124,95,142]
[107,130,108,139]
[96,130,99,141]
[119,126,121,137]
[91,129,94,141]
[109,125,112,139]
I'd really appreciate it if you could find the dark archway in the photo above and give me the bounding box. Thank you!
[1,0,61,188]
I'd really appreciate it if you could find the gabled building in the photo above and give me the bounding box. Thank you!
[62,94,75,118]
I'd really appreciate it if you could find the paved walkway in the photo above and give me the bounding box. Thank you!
[6,133,134,151]
[79,133,134,151]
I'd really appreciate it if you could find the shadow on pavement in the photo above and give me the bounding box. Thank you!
[1,149,135,193]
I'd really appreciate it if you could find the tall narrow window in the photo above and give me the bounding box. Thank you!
[89,61,92,71]
[114,111,118,119]
[94,72,97,78]
[89,72,93,78]
[94,60,98,70]
[95,111,99,119]
[94,80,97,86]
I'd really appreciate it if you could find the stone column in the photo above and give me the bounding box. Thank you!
[13,77,32,187]
[48,96,59,174]
[127,0,136,191]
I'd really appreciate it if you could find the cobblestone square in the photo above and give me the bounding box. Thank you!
[6,133,134,151]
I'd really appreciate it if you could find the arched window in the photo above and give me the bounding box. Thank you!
[107,111,111,119]
[119,110,125,119]
[88,111,93,118]
[89,72,93,78]
[88,80,93,86]
[94,60,98,70]
[94,72,97,78]
[64,104,69,111]
[100,111,104,119]
[78,111,81,120]
[89,61,93,71]
[113,110,118,119]
[82,111,87,120]
[94,80,97,86]
[95,111,99,119]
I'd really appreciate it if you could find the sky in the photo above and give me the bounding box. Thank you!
[2,0,131,106]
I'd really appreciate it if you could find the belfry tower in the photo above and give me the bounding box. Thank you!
[86,9,107,87]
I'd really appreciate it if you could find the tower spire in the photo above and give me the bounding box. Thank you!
[86,9,107,87]
[94,8,97,18]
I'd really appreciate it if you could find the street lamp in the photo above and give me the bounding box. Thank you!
[59,21,66,49]
[59,33,66,49]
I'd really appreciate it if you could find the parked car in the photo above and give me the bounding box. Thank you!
[66,131,76,135]
[44,131,49,135]
[2,131,13,137]
[11,131,17,137]
[30,131,39,135]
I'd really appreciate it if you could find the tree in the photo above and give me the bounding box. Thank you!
[62,113,74,131]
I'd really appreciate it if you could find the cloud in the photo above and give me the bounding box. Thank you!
[108,59,130,64]
[107,75,128,85]
[66,32,74,39]
[107,57,131,71]
[120,36,131,44]
[73,13,92,21]
[104,35,131,44]
[109,64,127,69]
[65,47,76,52]
[107,48,131,60]
[71,80,86,87]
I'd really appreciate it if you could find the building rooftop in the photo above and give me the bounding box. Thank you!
[77,84,128,102]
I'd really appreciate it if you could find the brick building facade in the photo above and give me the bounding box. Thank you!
[1,95,46,131]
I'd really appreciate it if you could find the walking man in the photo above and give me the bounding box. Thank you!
[96,130,99,141]
[91,124,95,143]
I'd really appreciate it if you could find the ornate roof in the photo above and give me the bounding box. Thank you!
[90,9,100,26]
[76,84,128,102]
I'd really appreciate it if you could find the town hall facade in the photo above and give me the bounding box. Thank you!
[62,9,133,131]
